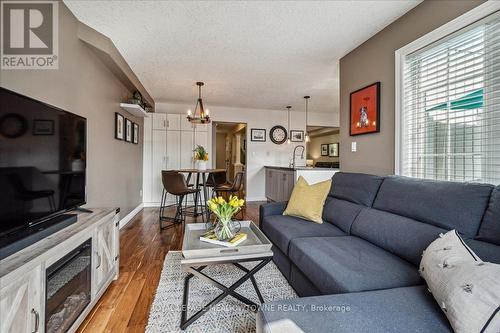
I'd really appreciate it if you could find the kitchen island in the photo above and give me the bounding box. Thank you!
[264,166,339,202]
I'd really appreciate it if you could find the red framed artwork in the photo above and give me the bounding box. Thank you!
[350,82,380,136]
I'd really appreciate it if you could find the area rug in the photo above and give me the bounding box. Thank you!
[146,251,297,333]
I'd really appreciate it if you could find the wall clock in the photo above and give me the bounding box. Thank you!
[0,113,28,138]
[270,125,287,144]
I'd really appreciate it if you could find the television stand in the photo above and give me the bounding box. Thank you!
[0,214,77,260]
[73,207,93,213]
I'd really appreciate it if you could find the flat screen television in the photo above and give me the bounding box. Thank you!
[0,87,87,238]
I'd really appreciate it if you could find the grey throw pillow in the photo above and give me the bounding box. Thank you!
[420,230,500,333]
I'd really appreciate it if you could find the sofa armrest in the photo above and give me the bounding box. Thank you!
[259,201,287,230]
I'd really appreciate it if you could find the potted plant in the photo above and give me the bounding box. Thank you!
[193,145,208,170]
[207,196,245,240]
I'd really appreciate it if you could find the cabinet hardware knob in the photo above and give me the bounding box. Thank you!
[31,309,39,333]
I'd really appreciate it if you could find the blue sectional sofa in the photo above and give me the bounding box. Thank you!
[257,172,500,333]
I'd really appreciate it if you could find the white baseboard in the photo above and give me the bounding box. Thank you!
[119,203,144,229]
[143,202,161,208]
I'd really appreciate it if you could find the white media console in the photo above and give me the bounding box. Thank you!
[0,208,119,333]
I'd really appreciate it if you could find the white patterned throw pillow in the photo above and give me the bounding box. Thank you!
[420,230,500,333]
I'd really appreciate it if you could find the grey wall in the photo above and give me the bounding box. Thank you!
[339,0,485,175]
[0,4,143,217]
[307,132,340,164]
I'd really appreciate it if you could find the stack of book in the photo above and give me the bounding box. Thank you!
[200,230,247,247]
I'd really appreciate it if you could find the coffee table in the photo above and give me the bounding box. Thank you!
[180,221,273,329]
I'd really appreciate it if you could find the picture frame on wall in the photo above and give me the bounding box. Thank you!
[125,118,132,142]
[251,128,266,142]
[290,130,304,142]
[115,113,124,140]
[321,144,328,156]
[133,123,139,144]
[33,119,54,135]
[350,82,380,136]
[328,143,339,157]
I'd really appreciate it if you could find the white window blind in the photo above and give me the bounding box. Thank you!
[400,11,500,185]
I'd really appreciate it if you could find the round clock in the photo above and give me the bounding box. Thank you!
[270,125,287,144]
[0,113,28,138]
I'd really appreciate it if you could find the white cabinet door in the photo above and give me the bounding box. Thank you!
[0,266,43,333]
[194,131,208,152]
[167,131,181,170]
[142,116,153,203]
[94,219,117,295]
[194,123,208,132]
[166,114,181,131]
[152,130,167,203]
[181,119,195,131]
[180,131,194,169]
[152,113,167,130]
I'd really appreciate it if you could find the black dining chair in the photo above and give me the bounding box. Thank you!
[159,171,202,230]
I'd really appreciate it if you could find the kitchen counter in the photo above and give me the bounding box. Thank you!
[264,166,339,171]
[264,166,339,202]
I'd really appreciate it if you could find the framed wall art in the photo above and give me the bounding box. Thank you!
[290,130,304,142]
[251,128,266,142]
[350,82,380,136]
[321,144,328,156]
[115,113,124,140]
[125,118,132,142]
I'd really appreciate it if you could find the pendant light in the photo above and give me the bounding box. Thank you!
[286,105,292,144]
[304,96,310,143]
[186,82,211,124]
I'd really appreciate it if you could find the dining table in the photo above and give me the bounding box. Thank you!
[174,168,226,221]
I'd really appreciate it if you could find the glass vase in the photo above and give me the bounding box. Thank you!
[214,217,238,241]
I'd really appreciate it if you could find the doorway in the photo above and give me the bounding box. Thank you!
[212,122,247,198]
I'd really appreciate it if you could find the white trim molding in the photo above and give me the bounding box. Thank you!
[394,0,500,175]
[119,203,144,229]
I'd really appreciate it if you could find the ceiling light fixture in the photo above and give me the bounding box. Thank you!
[304,96,310,143]
[286,105,292,144]
[187,82,210,124]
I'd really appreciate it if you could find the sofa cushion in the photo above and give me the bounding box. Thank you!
[329,172,384,206]
[322,197,363,233]
[288,236,422,294]
[477,185,500,245]
[466,239,500,264]
[351,208,446,265]
[257,285,451,333]
[261,215,345,254]
[283,176,331,223]
[373,176,493,237]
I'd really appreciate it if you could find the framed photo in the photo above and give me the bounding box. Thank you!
[33,119,54,135]
[290,130,304,142]
[115,113,124,140]
[321,144,328,156]
[251,128,266,142]
[125,118,132,142]
[133,123,139,144]
[350,82,380,136]
[328,143,339,157]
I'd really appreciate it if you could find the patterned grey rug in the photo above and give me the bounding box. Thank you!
[146,251,297,332]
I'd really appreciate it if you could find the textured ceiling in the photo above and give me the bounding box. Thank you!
[64,0,420,113]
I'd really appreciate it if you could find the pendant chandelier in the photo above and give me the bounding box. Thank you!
[286,105,292,144]
[304,96,310,143]
[186,82,210,124]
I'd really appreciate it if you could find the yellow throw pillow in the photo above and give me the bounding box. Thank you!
[283,176,331,224]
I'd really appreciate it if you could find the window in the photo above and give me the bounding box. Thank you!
[397,10,500,185]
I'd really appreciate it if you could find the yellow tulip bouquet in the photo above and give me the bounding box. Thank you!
[193,145,209,161]
[207,195,245,240]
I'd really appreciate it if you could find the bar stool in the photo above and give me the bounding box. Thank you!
[159,171,201,230]
[214,172,245,219]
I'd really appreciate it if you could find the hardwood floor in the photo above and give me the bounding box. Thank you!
[77,202,263,333]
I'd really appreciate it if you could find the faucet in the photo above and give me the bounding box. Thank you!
[290,145,305,169]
